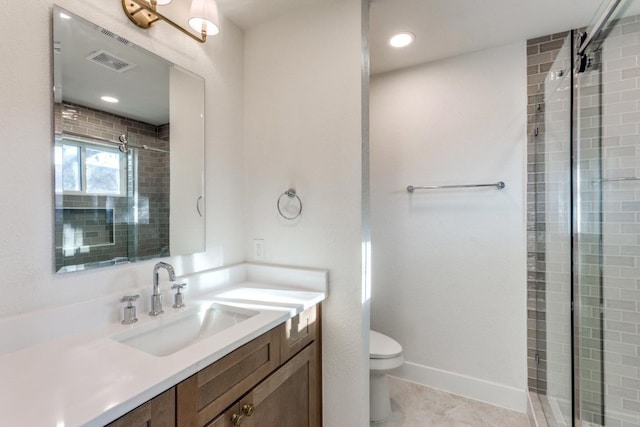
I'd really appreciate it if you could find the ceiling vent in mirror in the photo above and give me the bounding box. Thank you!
[86,50,137,73]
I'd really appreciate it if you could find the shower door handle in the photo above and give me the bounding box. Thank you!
[196,196,203,217]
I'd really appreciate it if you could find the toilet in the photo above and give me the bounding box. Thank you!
[369,330,404,422]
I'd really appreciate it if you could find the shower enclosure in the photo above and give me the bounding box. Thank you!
[529,0,640,425]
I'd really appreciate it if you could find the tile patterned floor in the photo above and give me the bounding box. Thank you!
[371,376,531,427]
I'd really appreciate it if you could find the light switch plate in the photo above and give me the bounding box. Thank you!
[253,239,265,260]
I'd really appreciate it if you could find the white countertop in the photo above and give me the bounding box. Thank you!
[0,264,327,427]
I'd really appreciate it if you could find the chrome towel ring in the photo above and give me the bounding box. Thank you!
[277,188,302,220]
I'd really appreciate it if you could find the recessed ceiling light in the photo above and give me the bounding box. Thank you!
[389,32,415,48]
[59,12,72,20]
[101,96,119,103]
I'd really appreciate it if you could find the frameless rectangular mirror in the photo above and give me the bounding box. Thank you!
[53,6,205,273]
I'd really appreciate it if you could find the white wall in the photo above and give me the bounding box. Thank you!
[0,0,245,316]
[243,0,368,425]
[370,42,528,411]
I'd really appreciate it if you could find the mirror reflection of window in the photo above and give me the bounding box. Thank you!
[55,139,126,196]
[55,144,81,192]
[85,147,123,195]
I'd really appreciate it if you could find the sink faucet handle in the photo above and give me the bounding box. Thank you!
[171,283,187,309]
[120,294,140,325]
[121,294,140,304]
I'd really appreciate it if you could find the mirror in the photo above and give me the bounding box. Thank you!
[53,6,205,273]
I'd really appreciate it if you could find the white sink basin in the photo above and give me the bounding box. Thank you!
[113,302,258,357]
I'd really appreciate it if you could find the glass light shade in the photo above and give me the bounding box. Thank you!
[155,0,173,5]
[189,0,220,36]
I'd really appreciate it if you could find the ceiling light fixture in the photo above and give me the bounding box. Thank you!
[122,0,220,43]
[101,96,119,103]
[388,32,415,48]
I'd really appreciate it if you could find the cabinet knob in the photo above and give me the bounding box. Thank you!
[231,413,244,426]
[242,403,255,417]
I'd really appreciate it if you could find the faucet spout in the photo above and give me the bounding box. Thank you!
[150,262,176,316]
[153,261,176,294]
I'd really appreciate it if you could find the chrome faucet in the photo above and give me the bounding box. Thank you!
[150,261,176,316]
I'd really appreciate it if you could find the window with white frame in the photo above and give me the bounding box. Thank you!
[55,138,127,196]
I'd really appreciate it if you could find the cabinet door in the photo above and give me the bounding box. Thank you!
[237,343,320,427]
[204,404,238,427]
[177,328,281,427]
[106,387,175,427]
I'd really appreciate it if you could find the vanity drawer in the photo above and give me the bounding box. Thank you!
[177,327,281,427]
[281,305,319,363]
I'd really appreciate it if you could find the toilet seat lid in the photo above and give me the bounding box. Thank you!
[370,330,402,359]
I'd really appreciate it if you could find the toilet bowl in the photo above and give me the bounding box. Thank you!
[369,330,404,423]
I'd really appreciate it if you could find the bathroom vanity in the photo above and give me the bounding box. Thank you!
[0,263,326,426]
[109,305,320,427]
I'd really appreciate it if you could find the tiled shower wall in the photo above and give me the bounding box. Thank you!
[54,102,169,270]
[580,14,640,427]
[54,197,129,271]
[527,14,640,427]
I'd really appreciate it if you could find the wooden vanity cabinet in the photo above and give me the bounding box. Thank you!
[203,405,239,427]
[232,342,319,427]
[106,387,175,427]
[177,328,282,426]
[280,304,317,363]
[107,305,321,427]
[178,304,321,427]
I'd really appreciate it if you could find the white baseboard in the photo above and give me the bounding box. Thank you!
[391,361,528,413]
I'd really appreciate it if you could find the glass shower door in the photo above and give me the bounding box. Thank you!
[574,1,640,425]
[574,39,605,426]
[540,33,574,427]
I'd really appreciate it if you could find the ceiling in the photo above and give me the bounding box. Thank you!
[369,0,608,74]
[218,0,610,75]
[368,0,607,74]
[217,0,321,29]
[57,0,626,124]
